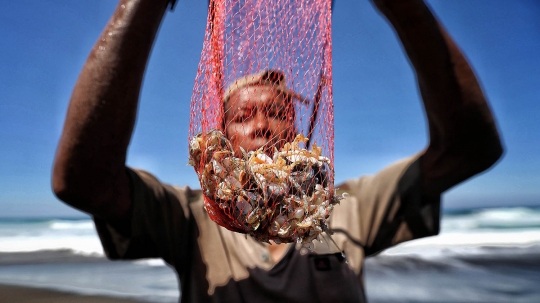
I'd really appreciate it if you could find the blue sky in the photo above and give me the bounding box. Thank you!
[1,0,539,217]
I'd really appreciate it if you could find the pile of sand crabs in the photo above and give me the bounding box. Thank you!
[189,129,347,247]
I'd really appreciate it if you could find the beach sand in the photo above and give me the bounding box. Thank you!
[0,284,144,303]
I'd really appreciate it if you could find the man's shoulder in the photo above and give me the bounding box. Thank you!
[169,184,204,205]
[128,167,204,214]
[339,154,421,194]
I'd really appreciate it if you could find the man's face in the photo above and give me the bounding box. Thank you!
[225,85,295,155]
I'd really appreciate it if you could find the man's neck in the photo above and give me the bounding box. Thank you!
[267,243,290,263]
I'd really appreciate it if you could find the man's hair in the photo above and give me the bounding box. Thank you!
[223,69,309,107]
[224,70,290,106]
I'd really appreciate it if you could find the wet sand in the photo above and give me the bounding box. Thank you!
[0,284,144,303]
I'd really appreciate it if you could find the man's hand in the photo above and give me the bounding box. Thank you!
[370,0,503,196]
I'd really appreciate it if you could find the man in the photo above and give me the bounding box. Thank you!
[52,0,503,302]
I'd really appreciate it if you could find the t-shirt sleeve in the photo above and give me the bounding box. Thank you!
[93,168,193,269]
[344,154,441,257]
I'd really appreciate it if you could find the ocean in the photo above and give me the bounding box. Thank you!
[1,207,540,302]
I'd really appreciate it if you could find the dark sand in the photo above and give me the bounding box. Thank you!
[0,284,144,303]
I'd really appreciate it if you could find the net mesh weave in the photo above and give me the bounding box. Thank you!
[189,0,335,246]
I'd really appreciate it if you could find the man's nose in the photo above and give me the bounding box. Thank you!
[254,110,269,130]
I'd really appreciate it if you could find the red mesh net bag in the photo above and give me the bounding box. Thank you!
[188,0,344,247]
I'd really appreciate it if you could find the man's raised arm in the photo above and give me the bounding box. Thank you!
[372,0,503,196]
[52,0,170,222]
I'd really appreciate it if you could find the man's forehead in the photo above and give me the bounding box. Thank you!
[223,70,287,103]
[228,85,287,105]
[236,84,280,95]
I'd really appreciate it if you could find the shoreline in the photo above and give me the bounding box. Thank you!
[0,283,146,303]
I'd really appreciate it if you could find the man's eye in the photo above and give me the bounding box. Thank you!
[267,107,287,120]
[233,110,252,122]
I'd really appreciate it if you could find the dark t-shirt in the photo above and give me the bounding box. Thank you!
[94,154,440,303]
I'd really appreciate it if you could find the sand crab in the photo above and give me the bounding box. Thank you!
[188,129,347,247]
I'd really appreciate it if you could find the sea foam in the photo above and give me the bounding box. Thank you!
[0,218,103,255]
[1,207,540,258]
